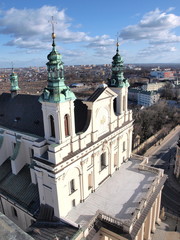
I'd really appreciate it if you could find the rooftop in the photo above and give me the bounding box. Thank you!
[0,212,34,240]
[0,159,40,214]
[140,90,158,95]
[0,93,44,137]
[27,221,79,240]
[65,158,157,227]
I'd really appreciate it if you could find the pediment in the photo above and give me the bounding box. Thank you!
[87,87,117,103]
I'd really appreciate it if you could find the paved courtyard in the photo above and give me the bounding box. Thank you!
[152,214,180,240]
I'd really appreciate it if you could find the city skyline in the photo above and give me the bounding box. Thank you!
[0,0,180,67]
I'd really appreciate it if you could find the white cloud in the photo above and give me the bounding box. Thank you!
[120,8,180,44]
[166,7,175,13]
[86,35,114,48]
[119,8,180,62]
[135,44,178,63]
[0,5,114,52]
[138,44,176,56]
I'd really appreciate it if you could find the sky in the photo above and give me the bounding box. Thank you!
[1,0,180,67]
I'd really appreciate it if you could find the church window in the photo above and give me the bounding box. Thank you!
[30,148,34,164]
[30,149,34,158]
[114,152,118,167]
[88,173,93,190]
[72,199,76,207]
[12,206,18,218]
[70,179,75,194]
[123,141,126,152]
[113,98,117,114]
[64,114,70,137]
[50,115,55,138]
[123,96,126,111]
[100,153,106,171]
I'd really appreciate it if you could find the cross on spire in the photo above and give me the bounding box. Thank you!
[49,16,57,47]
[49,16,57,41]
[49,16,57,34]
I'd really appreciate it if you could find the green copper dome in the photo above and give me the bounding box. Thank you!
[39,32,76,103]
[10,71,20,91]
[108,43,129,88]
[47,50,62,62]
[47,37,62,63]
[112,47,123,63]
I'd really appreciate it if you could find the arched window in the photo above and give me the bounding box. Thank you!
[50,115,55,138]
[100,153,106,171]
[123,95,126,111]
[64,114,70,137]
[113,98,117,114]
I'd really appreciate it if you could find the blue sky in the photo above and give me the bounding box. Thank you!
[1,0,180,67]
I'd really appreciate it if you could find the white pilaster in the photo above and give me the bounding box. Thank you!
[144,207,153,240]
[151,199,157,233]
[156,191,162,224]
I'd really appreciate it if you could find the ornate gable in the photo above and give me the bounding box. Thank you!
[87,87,117,103]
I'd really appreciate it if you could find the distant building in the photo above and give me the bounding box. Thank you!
[141,82,166,92]
[69,83,84,88]
[128,88,140,102]
[150,71,175,79]
[138,91,160,107]
[128,88,160,107]
[134,67,142,71]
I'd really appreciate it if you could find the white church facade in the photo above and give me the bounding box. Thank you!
[0,30,166,240]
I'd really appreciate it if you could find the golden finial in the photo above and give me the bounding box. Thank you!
[52,32,56,39]
[115,32,120,53]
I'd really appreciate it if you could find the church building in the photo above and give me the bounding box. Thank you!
[0,29,166,240]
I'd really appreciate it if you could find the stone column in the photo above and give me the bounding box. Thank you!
[129,128,133,157]
[92,152,98,191]
[137,222,144,240]
[80,161,85,202]
[144,207,153,240]
[109,140,114,176]
[151,198,157,233]
[156,191,162,224]
[50,178,60,218]
[118,135,123,166]
[138,222,144,240]
[36,171,44,204]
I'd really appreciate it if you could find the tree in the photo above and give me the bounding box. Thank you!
[161,82,175,100]
[132,101,180,145]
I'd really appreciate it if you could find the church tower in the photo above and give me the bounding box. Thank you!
[39,21,76,144]
[108,41,129,115]
[9,68,20,98]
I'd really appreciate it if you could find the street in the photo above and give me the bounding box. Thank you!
[147,129,180,216]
